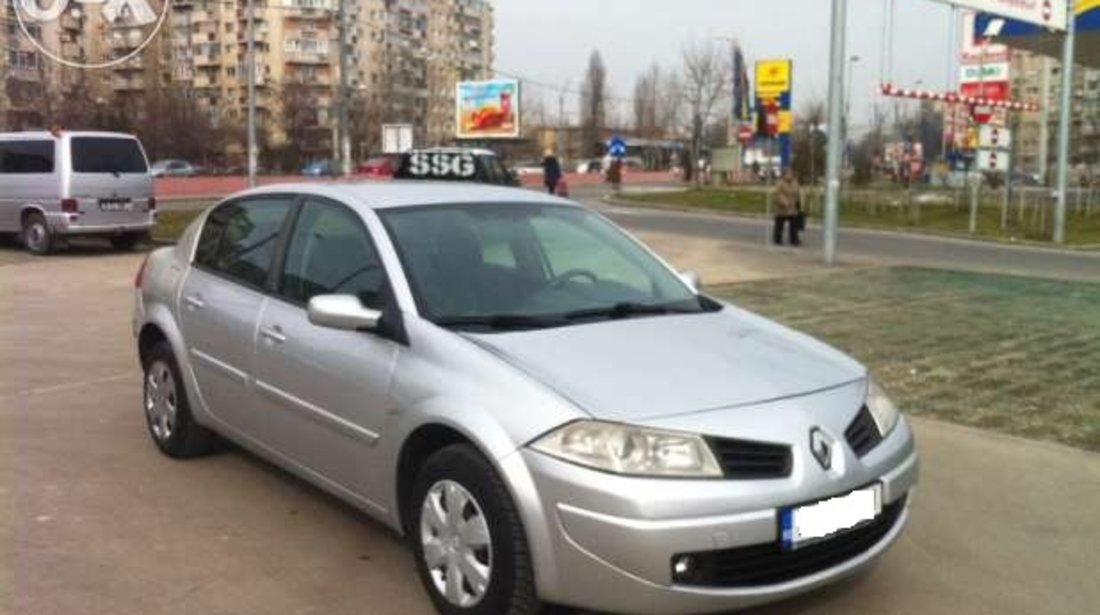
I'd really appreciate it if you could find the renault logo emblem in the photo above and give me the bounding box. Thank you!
[809,428,834,470]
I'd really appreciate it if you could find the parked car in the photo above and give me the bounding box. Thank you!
[150,159,199,178]
[0,130,155,254]
[355,154,401,178]
[301,159,337,177]
[133,182,917,615]
[393,147,520,186]
[576,158,603,174]
[511,161,545,176]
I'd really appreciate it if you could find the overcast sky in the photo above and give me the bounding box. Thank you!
[493,0,961,133]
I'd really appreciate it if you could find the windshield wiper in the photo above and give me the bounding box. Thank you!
[434,314,565,331]
[563,301,698,322]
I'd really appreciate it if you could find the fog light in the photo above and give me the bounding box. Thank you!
[672,555,693,578]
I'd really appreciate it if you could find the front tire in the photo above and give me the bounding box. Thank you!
[22,213,54,255]
[411,444,541,615]
[142,341,215,458]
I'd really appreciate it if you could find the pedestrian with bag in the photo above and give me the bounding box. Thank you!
[773,171,802,246]
[542,149,563,195]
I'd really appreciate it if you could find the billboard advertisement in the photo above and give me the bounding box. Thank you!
[937,0,1068,30]
[456,79,520,139]
[755,60,792,98]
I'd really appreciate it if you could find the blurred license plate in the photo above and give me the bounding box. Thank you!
[781,484,882,549]
[99,199,133,212]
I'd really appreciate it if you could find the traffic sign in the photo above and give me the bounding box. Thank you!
[977,149,1010,172]
[978,125,1012,149]
[738,124,754,145]
[607,135,627,158]
[971,105,994,125]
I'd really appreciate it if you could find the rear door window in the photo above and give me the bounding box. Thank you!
[71,137,148,174]
[0,140,55,174]
[196,198,294,290]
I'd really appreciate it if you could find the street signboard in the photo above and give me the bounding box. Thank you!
[935,0,1068,30]
[960,81,1011,100]
[960,62,1010,83]
[755,60,792,97]
[979,125,1012,149]
[382,124,414,154]
[972,104,995,124]
[737,124,754,145]
[607,135,627,158]
[455,79,520,139]
[977,149,1010,172]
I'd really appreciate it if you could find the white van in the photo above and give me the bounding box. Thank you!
[0,131,155,254]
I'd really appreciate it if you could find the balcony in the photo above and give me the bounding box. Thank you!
[194,54,221,67]
[112,76,145,92]
[193,73,220,89]
[114,56,144,71]
[284,50,330,65]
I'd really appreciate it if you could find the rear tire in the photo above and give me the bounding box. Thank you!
[410,444,541,615]
[142,341,215,458]
[21,213,53,255]
[110,232,146,251]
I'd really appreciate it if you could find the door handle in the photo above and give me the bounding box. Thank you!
[183,294,205,310]
[260,325,287,344]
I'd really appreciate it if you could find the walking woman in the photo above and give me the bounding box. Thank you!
[773,171,802,246]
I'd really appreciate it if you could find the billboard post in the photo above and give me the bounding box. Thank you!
[455,80,521,140]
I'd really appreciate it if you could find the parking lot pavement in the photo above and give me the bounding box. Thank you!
[3,253,1097,615]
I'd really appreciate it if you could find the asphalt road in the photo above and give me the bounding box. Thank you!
[2,251,1098,615]
[580,189,1100,284]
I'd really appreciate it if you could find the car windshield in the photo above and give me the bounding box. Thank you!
[380,203,713,330]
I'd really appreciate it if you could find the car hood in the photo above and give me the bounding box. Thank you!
[464,306,865,422]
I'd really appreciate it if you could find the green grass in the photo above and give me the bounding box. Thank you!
[621,188,1100,246]
[714,268,1100,451]
[152,209,204,242]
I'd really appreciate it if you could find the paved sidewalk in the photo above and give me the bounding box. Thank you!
[2,236,1096,615]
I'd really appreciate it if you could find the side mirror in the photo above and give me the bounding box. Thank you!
[307,294,382,332]
[679,270,702,292]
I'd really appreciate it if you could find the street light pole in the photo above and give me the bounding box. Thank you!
[823,0,847,266]
[1053,0,1076,244]
[246,0,257,187]
[337,0,352,177]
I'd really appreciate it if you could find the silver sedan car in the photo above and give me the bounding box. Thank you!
[132,183,917,615]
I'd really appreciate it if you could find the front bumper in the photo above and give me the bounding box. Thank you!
[514,418,918,614]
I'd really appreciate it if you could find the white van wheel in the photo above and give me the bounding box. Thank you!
[22,213,54,255]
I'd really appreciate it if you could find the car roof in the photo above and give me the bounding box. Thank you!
[0,131,139,141]
[235,181,576,211]
[411,146,498,157]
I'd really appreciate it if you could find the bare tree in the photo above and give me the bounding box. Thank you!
[633,64,661,138]
[580,50,608,158]
[681,41,730,186]
[793,100,826,185]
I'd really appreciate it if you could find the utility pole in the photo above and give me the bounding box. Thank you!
[1038,55,1051,185]
[246,0,257,188]
[823,0,847,266]
[1053,0,1075,244]
[337,0,352,177]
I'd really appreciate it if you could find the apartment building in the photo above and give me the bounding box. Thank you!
[2,0,493,157]
[1011,50,1100,179]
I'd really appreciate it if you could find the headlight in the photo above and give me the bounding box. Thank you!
[530,420,723,478]
[866,378,900,436]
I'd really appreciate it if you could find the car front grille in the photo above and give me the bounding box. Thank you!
[671,495,907,588]
[706,437,792,479]
[844,405,883,457]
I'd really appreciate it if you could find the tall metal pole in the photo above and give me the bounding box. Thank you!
[246,0,257,187]
[337,0,352,177]
[823,0,847,266]
[1052,0,1075,244]
[1037,55,1051,185]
